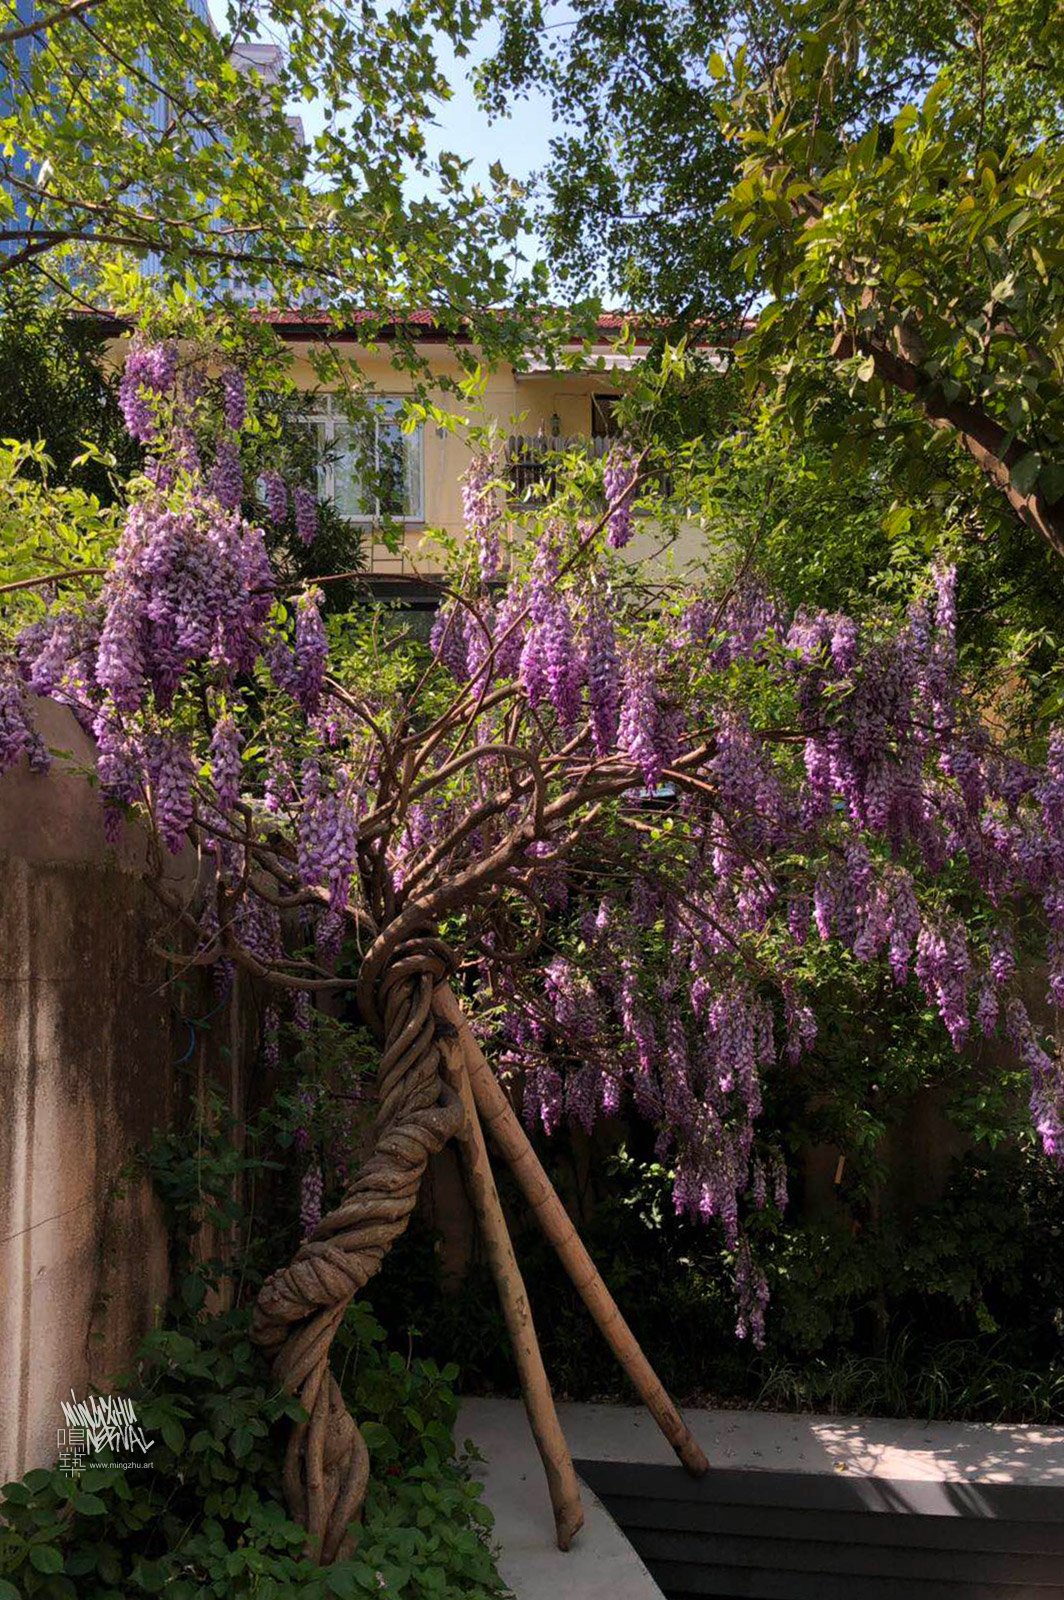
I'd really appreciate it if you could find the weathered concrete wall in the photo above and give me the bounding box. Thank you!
[0,700,248,1483]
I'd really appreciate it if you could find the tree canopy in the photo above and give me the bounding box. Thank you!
[479,1,1061,323]
[721,2,1064,553]
[0,0,571,370]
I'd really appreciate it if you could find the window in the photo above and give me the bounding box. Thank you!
[591,393,623,439]
[310,395,423,522]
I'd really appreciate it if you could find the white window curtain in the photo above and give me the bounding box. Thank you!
[311,395,423,522]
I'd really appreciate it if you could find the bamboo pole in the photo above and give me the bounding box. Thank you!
[434,1011,586,1551]
[434,984,709,1478]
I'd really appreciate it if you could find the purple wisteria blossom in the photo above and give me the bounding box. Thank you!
[619,647,672,786]
[149,735,194,853]
[492,583,526,679]
[543,596,582,726]
[210,713,243,811]
[0,662,48,774]
[293,486,318,546]
[118,341,177,443]
[297,759,359,910]
[430,600,470,682]
[220,367,247,432]
[603,445,638,549]
[210,437,244,511]
[262,470,289,525]
[586,596,620,755]
[462,450,504,581]
[293,587,328,712]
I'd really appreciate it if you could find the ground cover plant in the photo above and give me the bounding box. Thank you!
[0,1095,505,1600]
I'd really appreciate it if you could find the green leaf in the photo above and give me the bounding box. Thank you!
[30,1543,65,1574]
[180,1272,206,1312]
[708,51,726,80]
[1038,462,1064,504]
[74,1492,108,1516]
[160,1418,185,1453]
[131,1557,168,1594]
[1011,451,1043,495]
[230,1426,253,1459]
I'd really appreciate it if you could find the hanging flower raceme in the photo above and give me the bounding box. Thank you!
[429,599,470,682]
[220,367,247,432]
[210,437,244,511]
[585,595,620,755]
[210,712,243,812]
[603,444,638,549]
[543,594,583,727]
[492,582,526,678]
[95,495,274,714]
[149,734,194,854]
[518,536,560,709]
[618,645,673,786]
[0,659,49,774]
[18,607,98,709]
[118,339,178,443]
[462,449,505,581]
[262,470,288,525]
[293,485,318,546]
[296,758,360,911]
[293,586,328,712]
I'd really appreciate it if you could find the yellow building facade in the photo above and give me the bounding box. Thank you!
[274,316,708,580]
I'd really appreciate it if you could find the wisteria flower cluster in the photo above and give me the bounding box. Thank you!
[603,444,639,549]
[118,339,178,444]
[462,448,504,581]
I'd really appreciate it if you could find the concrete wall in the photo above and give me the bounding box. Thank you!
[0,701,249,1483]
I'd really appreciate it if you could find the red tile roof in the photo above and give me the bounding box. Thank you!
[80,305,748,348]
[258,308,747,347]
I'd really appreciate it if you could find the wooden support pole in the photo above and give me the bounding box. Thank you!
[434,1009,585,1551]
[434,984,709,1479]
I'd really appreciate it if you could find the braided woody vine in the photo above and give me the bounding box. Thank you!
[3,328,1064,1561]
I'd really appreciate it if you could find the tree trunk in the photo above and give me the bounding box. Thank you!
[250,932,463,1563]
[251,944,707,1564]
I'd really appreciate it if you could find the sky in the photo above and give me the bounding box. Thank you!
[399,23,558,273]
[411,24,556,200]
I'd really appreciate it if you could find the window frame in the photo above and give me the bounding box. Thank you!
[308,393,425,525]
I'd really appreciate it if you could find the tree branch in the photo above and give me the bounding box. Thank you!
[831,329,1064,559]
[0,0,102,47]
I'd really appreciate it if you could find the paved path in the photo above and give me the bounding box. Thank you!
[457,1398,1064,1600]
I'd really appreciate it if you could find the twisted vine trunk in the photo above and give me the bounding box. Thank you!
[251,927,707,1564]
[250,931,463,1564]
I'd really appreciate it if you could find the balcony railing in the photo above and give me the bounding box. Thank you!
[505,433,676,511]
[505,433,613,505]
